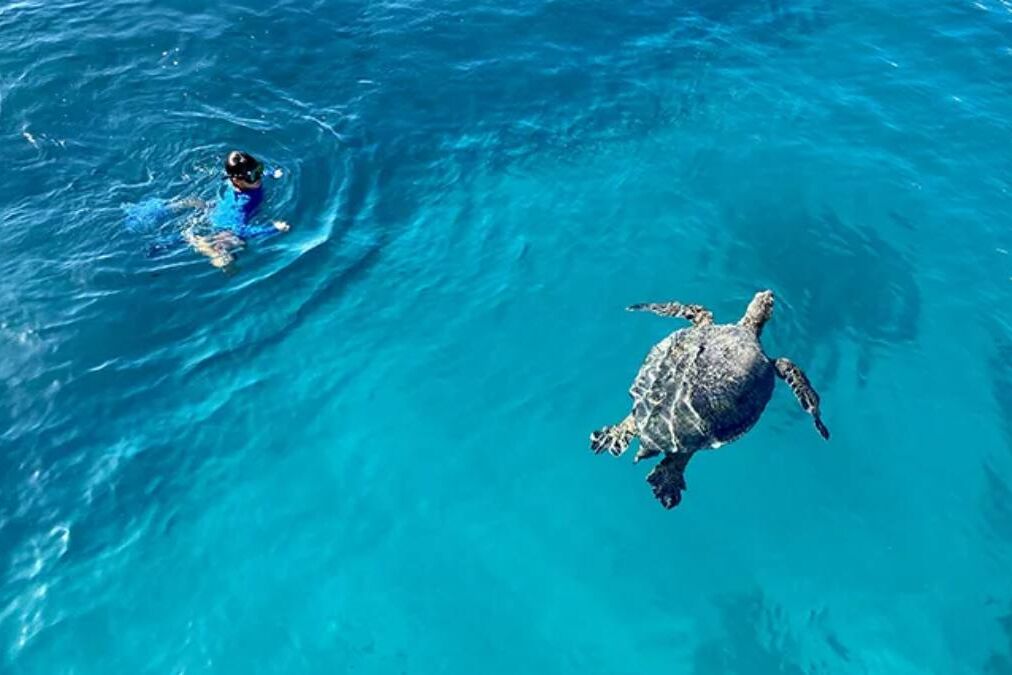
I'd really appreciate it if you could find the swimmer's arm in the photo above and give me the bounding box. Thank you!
[169,167,281,213]
[168,197,210,211]
[234,219,291,240]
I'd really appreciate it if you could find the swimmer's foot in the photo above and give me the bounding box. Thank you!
[210,251,234,269]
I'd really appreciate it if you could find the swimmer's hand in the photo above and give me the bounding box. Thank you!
[272,220,291,232]
[271,168,283,179]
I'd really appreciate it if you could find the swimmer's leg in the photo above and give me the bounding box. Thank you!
[209,232,244,249]
[168,197,210,211]
[184,230,237,269]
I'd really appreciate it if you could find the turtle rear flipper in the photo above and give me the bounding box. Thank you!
[775,357,829,440]
[646,452,694,509]
[590,414,637,456]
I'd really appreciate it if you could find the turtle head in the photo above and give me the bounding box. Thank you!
[741,290,774,337]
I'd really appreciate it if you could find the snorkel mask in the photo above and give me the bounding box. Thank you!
[225,150,264,184]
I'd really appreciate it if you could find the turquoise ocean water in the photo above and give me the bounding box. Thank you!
[2,0,1012,672]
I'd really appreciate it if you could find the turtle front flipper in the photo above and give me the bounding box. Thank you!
[590,414,637,456]
[646,452,694,509]
[626,302,714,326]
[774,358,830,440]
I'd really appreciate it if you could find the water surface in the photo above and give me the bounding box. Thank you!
[2,0,1012,672]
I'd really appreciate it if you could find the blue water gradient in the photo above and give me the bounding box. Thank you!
[2,0,1012,672]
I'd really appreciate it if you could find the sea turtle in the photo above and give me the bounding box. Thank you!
[590,290,829,509]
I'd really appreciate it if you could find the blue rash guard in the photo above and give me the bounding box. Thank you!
[140,172,282,257]
[210,185,277,239]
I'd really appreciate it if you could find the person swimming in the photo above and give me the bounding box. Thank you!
[182,150,290,268]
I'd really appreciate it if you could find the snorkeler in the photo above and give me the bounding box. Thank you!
[182,151,290,268]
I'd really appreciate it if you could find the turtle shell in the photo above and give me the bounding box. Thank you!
[629,324,776,454]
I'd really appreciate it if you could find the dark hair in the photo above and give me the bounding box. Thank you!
[225,150,262,182]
